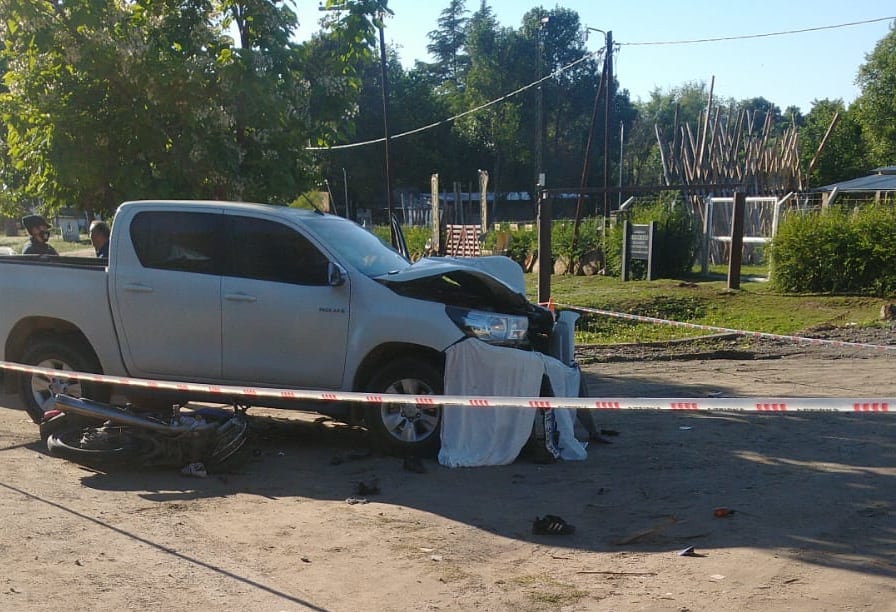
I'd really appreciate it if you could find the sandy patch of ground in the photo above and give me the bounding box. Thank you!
[1,345,895,611]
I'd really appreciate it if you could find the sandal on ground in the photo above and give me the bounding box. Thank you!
[532,514,575,535]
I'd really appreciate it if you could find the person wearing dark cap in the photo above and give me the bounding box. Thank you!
[21,215,58,256]
[89,220,110,259]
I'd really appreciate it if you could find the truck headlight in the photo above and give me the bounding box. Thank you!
[446,306,529,345]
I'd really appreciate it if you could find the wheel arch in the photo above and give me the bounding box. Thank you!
[3,317,101,394]
[352,343,445,392]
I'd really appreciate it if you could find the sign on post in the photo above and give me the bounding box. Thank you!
[621,220,655,281]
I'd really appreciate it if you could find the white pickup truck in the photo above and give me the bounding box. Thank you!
[1,200,566,453]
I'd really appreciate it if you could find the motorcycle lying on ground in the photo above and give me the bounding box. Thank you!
[40,394,250,473]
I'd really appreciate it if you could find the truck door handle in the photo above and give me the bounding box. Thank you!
[123,283,154,293]
[224,292,257,303]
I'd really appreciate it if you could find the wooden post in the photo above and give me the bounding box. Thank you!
[537,190,552,304]
[728,192,745,290]
[430,174,440,254]
[645,221,655,281]
[479,169,489,235]
[621,220,630,281]
[701,196,713,276]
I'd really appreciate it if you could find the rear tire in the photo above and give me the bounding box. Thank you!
[46,427,157,469]
[39,411,105,444]
[19,338,111,424]
[364,358,443,456]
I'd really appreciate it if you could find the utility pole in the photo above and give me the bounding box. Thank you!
[342,167,349,219]
[602,30,613,220]
[377,14,395,244]
[535,16,551,192]
[571,27,606,261]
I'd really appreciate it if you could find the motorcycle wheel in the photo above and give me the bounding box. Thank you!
[39,412,105,444]
[203,413,251,472]
[46,426,158,469]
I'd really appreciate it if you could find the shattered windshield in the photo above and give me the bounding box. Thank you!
[303,215,410,277]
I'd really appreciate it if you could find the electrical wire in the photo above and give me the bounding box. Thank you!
[619,15,895,46]
[306,47,605,151]
[305,15,895,151]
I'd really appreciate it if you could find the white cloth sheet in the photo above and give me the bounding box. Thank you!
[438,339,587,467]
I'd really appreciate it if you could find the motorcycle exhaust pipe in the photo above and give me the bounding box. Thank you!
[51,394,216,434]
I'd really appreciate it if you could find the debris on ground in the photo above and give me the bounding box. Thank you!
[532,514,575,535]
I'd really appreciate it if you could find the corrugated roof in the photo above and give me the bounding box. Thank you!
[816,167,896,192]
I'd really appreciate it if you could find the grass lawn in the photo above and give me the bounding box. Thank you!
[527,269,890,344]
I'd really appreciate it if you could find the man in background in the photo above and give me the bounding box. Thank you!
[89,220,110,259]
[21,215,58,256]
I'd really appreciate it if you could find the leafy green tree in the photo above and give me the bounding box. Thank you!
[626,82,709,186]
[783,105,804,128]
[854,20,896,165]
[520,7,603,190]
[457,3,525,196]
[736,96,784,133]
[799,99,868,187]
[425,0,470,90]
[0,0,398,214]
[216,0,316,202]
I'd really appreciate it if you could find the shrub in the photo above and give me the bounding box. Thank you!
[369,225,433,260]
[604,199,700,279]
[551,217,603,268]
[485,223,537,266]
[770,205,896,295]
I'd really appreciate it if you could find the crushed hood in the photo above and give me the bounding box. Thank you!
[374,257,530,314]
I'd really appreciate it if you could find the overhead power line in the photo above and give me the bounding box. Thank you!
[306,48,605,151]
[619,15,895,47]
[306,15,895,152]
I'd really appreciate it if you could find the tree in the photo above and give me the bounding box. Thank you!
[626,82,710,186]
[854,20,896,165]
[0,0,389,214]
[800,99,867,187]
[736,96,784,134]
[425,0,470,89]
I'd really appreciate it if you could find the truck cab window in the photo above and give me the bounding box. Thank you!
[227,216,329,285]
[130,211,221,275]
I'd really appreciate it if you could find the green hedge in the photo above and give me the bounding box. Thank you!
[370,204,697,278]
[604,200,700,279]
[485,221,603,270]
[770,205,896,295]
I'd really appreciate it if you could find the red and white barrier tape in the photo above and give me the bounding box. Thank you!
[0,360,891,413]
[557,303,896,353]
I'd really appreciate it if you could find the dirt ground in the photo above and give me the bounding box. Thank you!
[1,336,895,611]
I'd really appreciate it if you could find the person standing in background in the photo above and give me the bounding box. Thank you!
[21,215,59,255]
[89,220,110,259]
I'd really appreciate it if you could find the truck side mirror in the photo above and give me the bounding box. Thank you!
[327,262,347,287]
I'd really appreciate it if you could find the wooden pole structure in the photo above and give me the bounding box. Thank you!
[727,192,745,290]
[537,189,552,305]
[804,112,840,189]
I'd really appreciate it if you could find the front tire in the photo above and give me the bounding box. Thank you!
[364,358,443,456]
[19,338,111,424]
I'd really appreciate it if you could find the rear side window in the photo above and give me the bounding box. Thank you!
[130,211,221,275]
[227,216,330,285]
